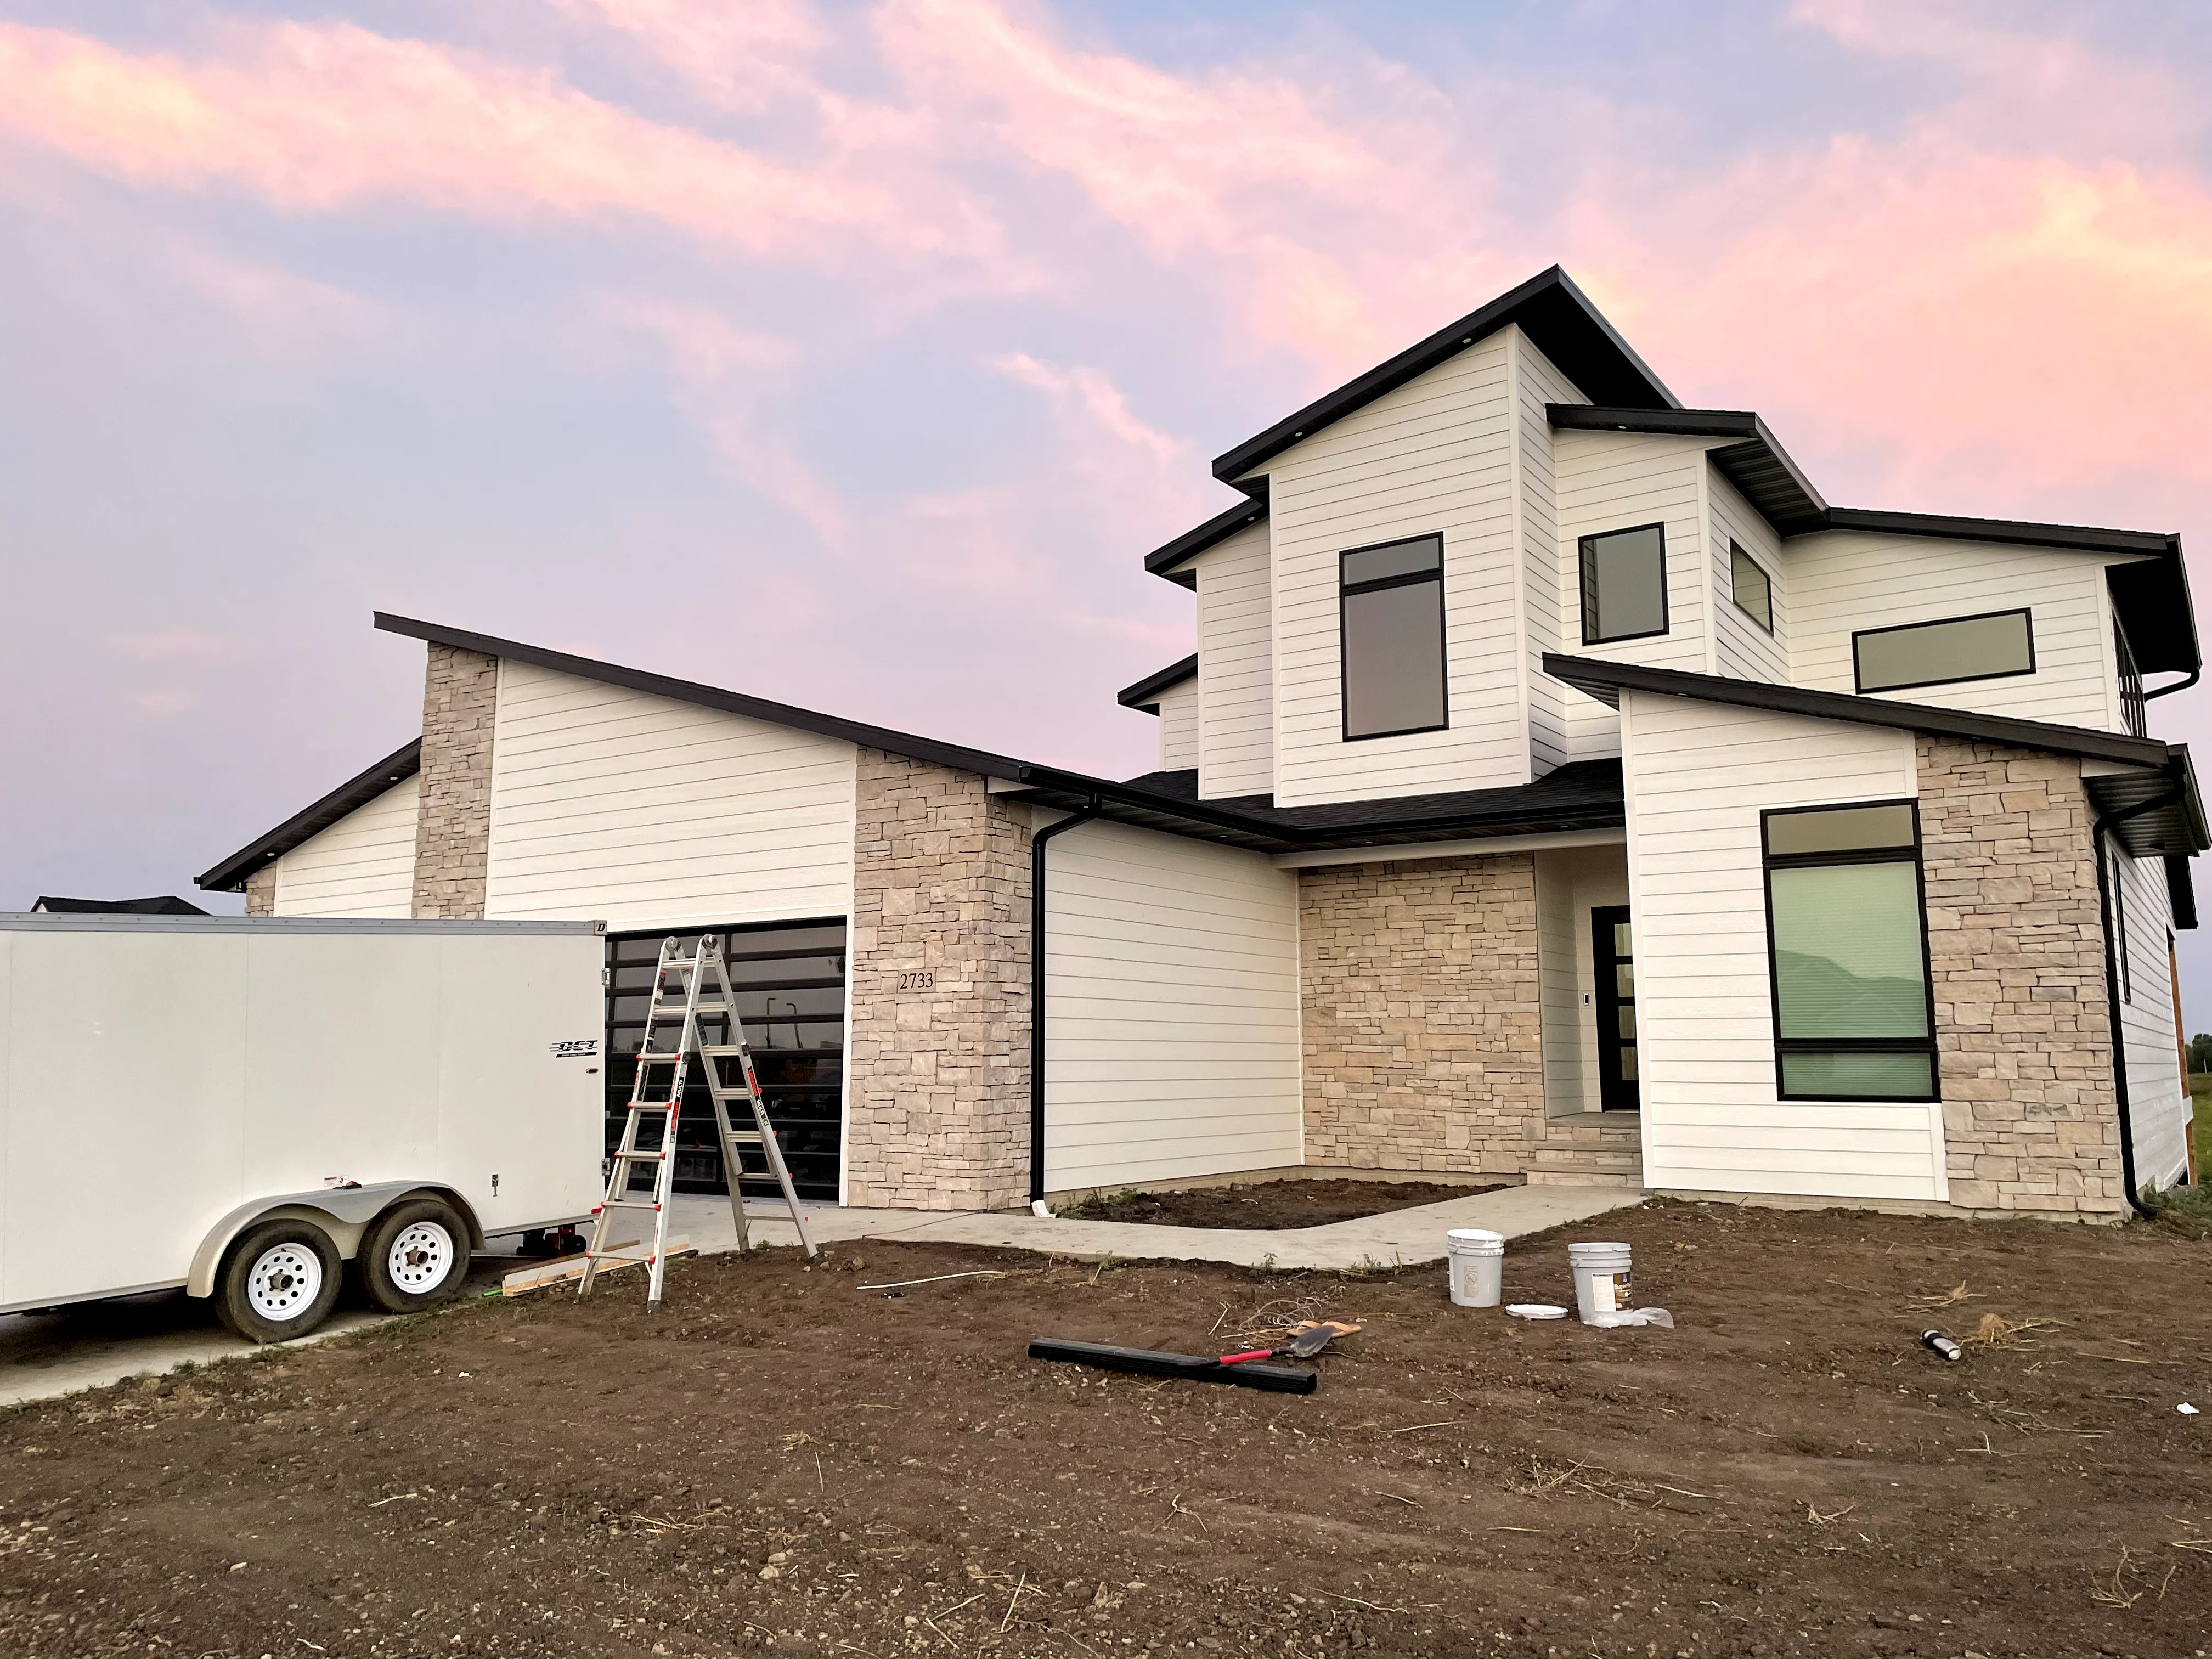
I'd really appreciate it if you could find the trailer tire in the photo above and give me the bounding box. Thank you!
[359,1199,470,1313]
[216,1220,343,1344]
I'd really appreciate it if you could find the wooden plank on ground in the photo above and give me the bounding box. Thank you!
[500,1237,696,1297]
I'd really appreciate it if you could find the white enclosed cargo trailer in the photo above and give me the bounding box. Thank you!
[0,913,607,1342]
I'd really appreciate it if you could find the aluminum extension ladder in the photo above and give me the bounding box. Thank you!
[579,934,819,1305]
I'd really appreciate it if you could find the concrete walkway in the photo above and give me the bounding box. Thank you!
[671,1180,1644,1270]
[0,1184,1642,1407]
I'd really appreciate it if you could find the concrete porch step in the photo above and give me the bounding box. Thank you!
[1526,1141,1645,1189]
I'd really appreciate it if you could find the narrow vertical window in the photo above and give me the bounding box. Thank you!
[1340,534,1446,740]
[2111,844,2132,1003]
[1763,801,1938,1102]
[1579,523,1669,645]
[2115,623,2146,738]
[1730,540,1774,634]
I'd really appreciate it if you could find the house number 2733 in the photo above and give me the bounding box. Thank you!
[897,970,936,991]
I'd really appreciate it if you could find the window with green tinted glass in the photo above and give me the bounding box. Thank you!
[1579,523,1668,645]
[1762,800,1937,1102]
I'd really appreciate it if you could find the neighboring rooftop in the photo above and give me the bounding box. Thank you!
[31,895,209,916]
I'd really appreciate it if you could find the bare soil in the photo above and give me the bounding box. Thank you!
[1056,1176,1503,1229]
[3,1202,2209,1659]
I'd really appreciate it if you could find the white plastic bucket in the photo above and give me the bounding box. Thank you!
[1568,1241,1634,1325]
[1445,1228,1506,1307]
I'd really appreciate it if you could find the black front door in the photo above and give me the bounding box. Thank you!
[1591,905,1639,1111]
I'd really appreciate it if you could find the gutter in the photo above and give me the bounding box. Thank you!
[2090,789,2184,1220]
[1029,797,1101,1207]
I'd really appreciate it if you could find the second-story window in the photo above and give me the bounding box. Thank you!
[1580,523,1669,645]
[1730,540,1774,634]
[1853,608,2034,695]
[2115,622,2146,737]
[1340,533,1447,740]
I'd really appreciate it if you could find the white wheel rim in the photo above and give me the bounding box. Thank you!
[245,1242,324,1322]
[386,1221,456,1294]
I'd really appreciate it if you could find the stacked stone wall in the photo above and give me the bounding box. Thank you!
[1299,852,1545,1173]
[409,645,498,920]
[844,752,1032,1210]
[243,863,276,917]
[1917,737,2127,1215]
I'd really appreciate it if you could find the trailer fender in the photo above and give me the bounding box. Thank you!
[188,1183,487,1299]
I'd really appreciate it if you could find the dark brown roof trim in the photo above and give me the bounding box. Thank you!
[1143,495,1268,589]
[1213,266,1677,484]
[196,737,422,893]
[1548,405,1829,533]
[1116,654,1198,713]
[1543,652,2174,767]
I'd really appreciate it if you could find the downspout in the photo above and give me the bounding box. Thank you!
[1029,796,1102,1210]
[2141,667,2199,703]
[2091,790,2183,1220]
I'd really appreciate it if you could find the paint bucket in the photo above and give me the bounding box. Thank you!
[1568,1241,1634,1325]
[1444,1229,1505,1308]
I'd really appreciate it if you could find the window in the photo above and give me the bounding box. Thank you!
[1853,608,2034,695]
[1340,533,1446,740]
[1579,523,1668,645]
[2115,623,2146,738]
[1730,540,1774,634]
[1762,801,1938,1102]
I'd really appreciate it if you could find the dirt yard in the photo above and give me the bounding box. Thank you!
[2,1202,2208,1659]
[1056,1176,1502,1229]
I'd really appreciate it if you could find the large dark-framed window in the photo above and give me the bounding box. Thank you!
[1579,522,1669,645]
[604,918,847,1199]
[1761,800,1939,1103]
[1853,608,2034,695]
[1340,532,1447,741]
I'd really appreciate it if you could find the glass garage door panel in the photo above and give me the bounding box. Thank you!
[604,922,847,1200]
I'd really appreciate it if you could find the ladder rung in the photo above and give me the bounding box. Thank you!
[596,1199,662,1212]
[697,1045,753,1058]
[612,1149,668,1163]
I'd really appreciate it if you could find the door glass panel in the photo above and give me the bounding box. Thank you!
[1612,922,1633,955]
[1615,963,1634,997]
[1617,1006,1637,1040]
[1618,1048,1638,1081]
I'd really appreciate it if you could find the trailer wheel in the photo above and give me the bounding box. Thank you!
[359,1199,470,1313]
[216,1220,342,1344]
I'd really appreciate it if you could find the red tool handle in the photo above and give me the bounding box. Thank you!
[1217,1348,1277,1365]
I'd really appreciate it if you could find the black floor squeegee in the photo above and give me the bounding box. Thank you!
[1027,1338,1319,1393]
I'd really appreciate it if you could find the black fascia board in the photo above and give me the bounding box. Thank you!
[1542,652,2175,769]
[1144,495,1268,589]
[1818,506,2173,558]
[1116,654,1199,712]
[1548,404,1829,532]
[1211,266,1678,485]
[374,613,1041,782]
[195,737,424,892]
[2166,854,2198,930]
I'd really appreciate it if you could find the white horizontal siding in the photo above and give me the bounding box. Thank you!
[1156,676,1199,773]
[2112,844,2189,1186]
[1709,467,1788,684]
[270,773,419,919]
[1788,532,2124,730]
[1267,329,1529,806]
[1620,690,1948,1200]
[1042,817,1302,1192]
[1553,429,1712,761]
[1516,333,1584,775]
[1195,519,1274,798]
[485,659,857,932]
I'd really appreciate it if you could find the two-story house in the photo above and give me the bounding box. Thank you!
[199,268,2204,1221]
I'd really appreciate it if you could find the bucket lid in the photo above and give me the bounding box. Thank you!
[1445,1228,1505,1245]
[1567,1240,1632,1257]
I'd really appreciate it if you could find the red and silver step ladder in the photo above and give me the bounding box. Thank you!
[579,933,819,1305]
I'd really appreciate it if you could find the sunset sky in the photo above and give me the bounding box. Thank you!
[6,1,2212,1011]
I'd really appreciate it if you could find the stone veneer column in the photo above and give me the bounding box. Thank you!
[1917,737,2128,1215]
[1299,851,1544,1173]
[844,750,1032,1210]
[243,862,277,917]
[409,645,498,920]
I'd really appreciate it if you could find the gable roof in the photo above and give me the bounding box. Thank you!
[197,738,424,893]
[1543,652,2206,857]
[1116,655,1198,713]
[1548,405,1828,533]
[1212,267,1677,486]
